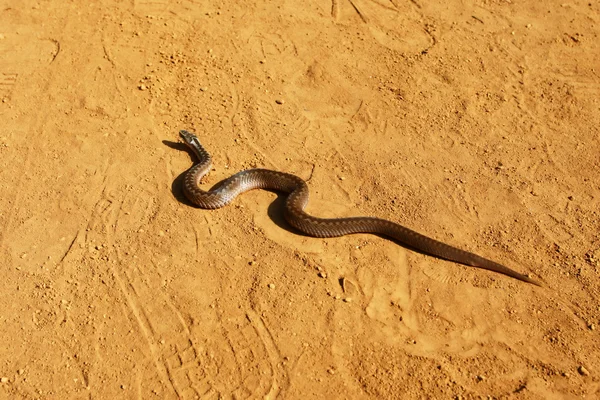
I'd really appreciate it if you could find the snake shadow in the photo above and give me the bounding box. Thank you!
[164,140,197,207]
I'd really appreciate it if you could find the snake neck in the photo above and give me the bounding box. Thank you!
[184,137,212,164]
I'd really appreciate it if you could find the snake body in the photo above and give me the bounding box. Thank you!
[179,130,540,286]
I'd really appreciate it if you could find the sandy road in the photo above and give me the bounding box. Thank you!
[0,0,598,398]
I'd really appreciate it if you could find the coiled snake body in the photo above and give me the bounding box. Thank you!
[179,130,540,286]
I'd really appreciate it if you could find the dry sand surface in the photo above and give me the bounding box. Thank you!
[1,0,599,398]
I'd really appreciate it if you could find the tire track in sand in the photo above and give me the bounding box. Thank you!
[85,178,288,398]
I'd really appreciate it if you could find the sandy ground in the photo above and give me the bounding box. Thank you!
[0,0,599,398]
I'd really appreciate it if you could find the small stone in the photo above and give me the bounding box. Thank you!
[476,375,485,382]
[275,99,284,105]
[138,84,146,90]
[158,230,165,237]
[0,377,8,383]
[589,323,595,331]
[578,366,590,376]
[268,283,275,289]
[343,297,352,303]
[17,369,24,375]
[318,271,327,278]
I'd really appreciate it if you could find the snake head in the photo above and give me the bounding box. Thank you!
[179,130,210,161]
[179,130,198,144]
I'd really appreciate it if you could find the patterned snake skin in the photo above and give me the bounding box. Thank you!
[178,130,540,286]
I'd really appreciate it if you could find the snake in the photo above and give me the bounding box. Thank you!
[178,130,541,286]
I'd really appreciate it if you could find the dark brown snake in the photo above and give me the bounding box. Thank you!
[179,130,540,286]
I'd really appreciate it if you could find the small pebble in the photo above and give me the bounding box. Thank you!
[268,283,275,289]
[318,271,327,278]
[138,84,146,90]
[343,297,352,303]
[589,323,595,331]
[578,366,590,376]
[0,377,8,383]
[275,99,284,105]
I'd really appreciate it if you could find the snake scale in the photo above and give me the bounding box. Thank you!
[178,130,540,286]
